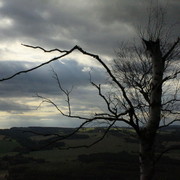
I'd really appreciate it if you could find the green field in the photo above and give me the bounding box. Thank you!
[0,127,180,180]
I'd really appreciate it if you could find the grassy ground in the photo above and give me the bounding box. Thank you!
[28,133,138,162]
[0,128,179,179]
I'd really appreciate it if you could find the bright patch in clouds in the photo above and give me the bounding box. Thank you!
[0,18,13,28]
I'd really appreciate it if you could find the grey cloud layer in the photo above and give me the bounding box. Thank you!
[0,59,106,97]
[0,99,32,113]
[0,59,107,117]
[1,0,179,57]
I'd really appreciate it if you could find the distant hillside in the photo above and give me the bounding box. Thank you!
[0,126,90,151]
[0,126,180,180]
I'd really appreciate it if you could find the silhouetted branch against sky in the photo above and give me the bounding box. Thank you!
[0,45,86,81]
[0,41,144,151]
[0,0,179,129]
[0,43,137,121]
[0,40,179,129]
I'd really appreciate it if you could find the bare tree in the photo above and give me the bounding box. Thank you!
[0,3,179,180]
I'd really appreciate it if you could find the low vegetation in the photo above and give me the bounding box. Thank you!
[0,126,179,180]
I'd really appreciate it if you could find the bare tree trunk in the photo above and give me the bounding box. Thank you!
[139,39,165,180]
[139,134,155,180]
[147,40,164,132]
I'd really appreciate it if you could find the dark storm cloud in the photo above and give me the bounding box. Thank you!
[101,0,179,25]
[0,59,106,97]
[1,0,179,57]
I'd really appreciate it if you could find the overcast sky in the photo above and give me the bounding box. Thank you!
[0,0,179,128]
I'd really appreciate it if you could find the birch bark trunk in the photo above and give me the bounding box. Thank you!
[139,137,155,180]
[139,39,165,180]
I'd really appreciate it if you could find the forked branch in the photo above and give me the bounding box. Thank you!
[0,44,135,118]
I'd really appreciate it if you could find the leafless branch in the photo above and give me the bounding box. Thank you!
[162,70,180,83]
[159,119,180,129]
[1,44,136,119]
[51,68,73,116]
[0,45,78,81]
[36,93,130,124]
[22,44,69,53]
[58,120,117,150]
[155,144,180,164]
[24,118,117,150]
[163,37,180,61]
[24,119,96,149]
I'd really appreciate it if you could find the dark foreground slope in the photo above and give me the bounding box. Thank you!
[0,126,180,180]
